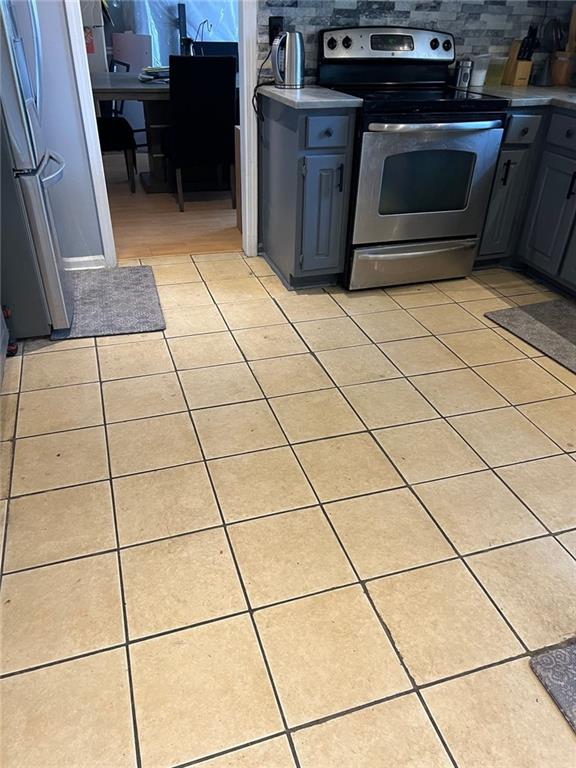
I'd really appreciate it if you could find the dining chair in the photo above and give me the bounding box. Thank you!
[163,55,236,211]
[96,59,137,192]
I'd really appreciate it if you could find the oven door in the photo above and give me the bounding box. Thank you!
[353,120,504,245]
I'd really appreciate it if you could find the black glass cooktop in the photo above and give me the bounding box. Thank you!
[334,85,509,114]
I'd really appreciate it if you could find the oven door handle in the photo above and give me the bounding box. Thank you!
[358,239,478,260]
[367,120,503,133]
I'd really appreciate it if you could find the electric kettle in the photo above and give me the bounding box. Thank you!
[272,31,305,89]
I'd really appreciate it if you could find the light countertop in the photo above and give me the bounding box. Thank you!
[260,82,576,112]
[476,84,576,110]
[258,85,363,109]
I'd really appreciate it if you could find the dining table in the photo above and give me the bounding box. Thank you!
[91,72,172,192]
[91,71,239,193]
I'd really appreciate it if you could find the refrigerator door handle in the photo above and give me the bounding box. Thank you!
[28,0,42,114]
[18,172,73,330]
[40,151,65,187]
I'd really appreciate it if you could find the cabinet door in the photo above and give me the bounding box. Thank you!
[522,151,576,275]
[300,154,346,272]
[559,223,576,289]
[480,149,528,256]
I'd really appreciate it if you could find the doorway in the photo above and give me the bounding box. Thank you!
[73,0,257,262]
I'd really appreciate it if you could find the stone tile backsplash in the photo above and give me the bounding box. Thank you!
[258,0,573,80]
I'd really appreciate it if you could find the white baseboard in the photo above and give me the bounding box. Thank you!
[64,255,107,270]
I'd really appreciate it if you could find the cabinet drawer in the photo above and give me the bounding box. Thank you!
[306,116,349,149]
[505,113,542,145]
[547,113,576,152]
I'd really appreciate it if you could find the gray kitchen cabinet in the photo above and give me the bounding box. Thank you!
[258,94,357,288]
[559,224,576,289]
[480,148,528,256]
[479,111,544,263]
[521,150,576,275]
[300,154,346,272]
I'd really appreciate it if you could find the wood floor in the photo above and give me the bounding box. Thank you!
[104,153,242,260]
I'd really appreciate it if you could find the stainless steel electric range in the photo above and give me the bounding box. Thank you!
[317,26,510,289]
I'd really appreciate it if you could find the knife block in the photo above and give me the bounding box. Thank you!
[502,41,533,86]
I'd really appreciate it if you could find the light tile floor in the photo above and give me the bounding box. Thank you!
[1,258,576,767]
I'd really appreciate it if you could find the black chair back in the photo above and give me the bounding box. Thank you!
[168,55,236,169]
[108,59,130,115]
[191,42,239,72]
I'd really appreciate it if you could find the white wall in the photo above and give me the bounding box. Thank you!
[37,0,104,260]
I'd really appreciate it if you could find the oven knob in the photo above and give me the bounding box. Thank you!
[430,38,439,50]
[342,35,353,49]
[327,36,338,50]
[442,39,452,51]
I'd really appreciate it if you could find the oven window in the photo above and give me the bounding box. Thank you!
[379,150,476,215]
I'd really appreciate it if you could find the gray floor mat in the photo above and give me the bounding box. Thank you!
[486,299,576,374]
[530,641,576,732]
[52,266,165,339]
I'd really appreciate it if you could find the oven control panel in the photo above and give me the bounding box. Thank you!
[321,27,455,62]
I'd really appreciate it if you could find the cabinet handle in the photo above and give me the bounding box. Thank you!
[566,128,575,139]
[337,163,344,192]
[567,171,576,199]
[501,159,513,186]
[324,127,334,137]
[520,127,529,137]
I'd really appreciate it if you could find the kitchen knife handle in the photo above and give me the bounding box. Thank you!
[567,171,576,199]
[501,159,513,186]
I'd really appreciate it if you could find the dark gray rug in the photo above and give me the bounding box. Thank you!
[486,299,576,374]
[52,267,165,339]
[531,641,576,732]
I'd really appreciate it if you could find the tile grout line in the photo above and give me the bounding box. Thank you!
[337,323,541,656]
[0,571,568,683]
[93,341,143,768]
[230,283,464,767]
[0,430,438,503]
[255,276,541,665]
[5,508,571,587]
[163,630,549,768]
[64,339,568,398]
[15,394,570,445]
[197,275,441,766]
[0,643,127,680]
[161,303,304,768]
[556,535,576,563]
[4,424,573,507]
[171,731,289,768]
[382,363,558,653]
[0,350,23,593]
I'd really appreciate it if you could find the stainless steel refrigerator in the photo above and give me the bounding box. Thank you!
[1,0,74,336]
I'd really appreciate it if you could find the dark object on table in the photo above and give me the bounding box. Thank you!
[192,41,239,72]
[163,55,236,211]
